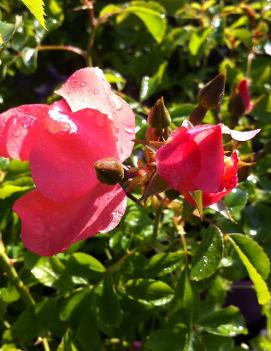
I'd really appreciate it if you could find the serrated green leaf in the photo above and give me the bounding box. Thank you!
[228,234,270,305]
[191,225,224,281]
[20,0,46,28]
[199,306,248,336]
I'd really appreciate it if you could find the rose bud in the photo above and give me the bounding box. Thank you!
[198,73,225,110]
[147,97,171,129]
[229,78,253,118]
[95,157,124,185]
[156,123,259,208]
[190,74,225,125]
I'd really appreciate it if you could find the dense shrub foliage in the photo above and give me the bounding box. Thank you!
[0,1,271,350]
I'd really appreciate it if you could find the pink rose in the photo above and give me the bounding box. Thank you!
[0,68,135,255]
[156,124,259,208]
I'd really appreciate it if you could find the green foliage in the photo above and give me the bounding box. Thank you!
[0,0,270,350]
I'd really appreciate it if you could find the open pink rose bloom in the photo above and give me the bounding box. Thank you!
[0,68,135,255]
[156,124,260,208]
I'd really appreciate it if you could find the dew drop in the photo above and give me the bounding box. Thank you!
[111,94,123,111]
[93,89,99,95]
[80,82,86,87]
[124,127,134,135]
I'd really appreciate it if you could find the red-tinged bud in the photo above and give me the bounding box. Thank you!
[94,157,124,185]
[228,79,253,124]
[147,97,171,129]
[198,74,226,110]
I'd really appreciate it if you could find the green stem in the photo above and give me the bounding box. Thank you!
[152,205,162,241]
[0,242,35,306]
[0,238,51,351]
[83,0,97,66]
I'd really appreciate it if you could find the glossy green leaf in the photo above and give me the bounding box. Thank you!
[228,234,270,305]
[140,61,167,101]
[124,1,166,43]
[124,278,174,306]
[188,28,212,56]
[31,256,71,290]
[66,252,105,283]
[60,289,90,322]
[191,225,224,281]
[143,251,184,277]
[0,21,15,45]
[20,0,46,28]
[199,306,248,336]
[99,275,122,327]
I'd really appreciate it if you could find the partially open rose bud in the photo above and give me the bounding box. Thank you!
[94,157,124,185]
[147,97,171,129]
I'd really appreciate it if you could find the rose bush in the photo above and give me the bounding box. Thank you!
[0,67,135,255]
[156,123,259,207]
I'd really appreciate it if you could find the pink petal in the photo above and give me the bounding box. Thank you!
[50,99,72,113]
[183,151,239,207]
[221,124,260,141]
[0,104,49,160]
[156,127,201,191]
[29,108,119,202]
[13,185,126,256]
[187,125,224,193]
[56,67,135,161]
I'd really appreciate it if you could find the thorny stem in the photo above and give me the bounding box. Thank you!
[0,237,51,351]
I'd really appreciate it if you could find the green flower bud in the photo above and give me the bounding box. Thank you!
[147,97,171,129]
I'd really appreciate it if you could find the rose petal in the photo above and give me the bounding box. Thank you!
[30,108,119,201]
[13,184,126,256]
[50,99,72,113]
[0,104,49,160]
[56,67,135,161]
[187,124,224,193]
[221,124,260,141]
[183,151,238,207]
[156,127,201,191]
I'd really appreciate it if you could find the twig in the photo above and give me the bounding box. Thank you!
[37,45,88,64]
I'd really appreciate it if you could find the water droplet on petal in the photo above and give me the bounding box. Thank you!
[111,94,123,111]
[93,89,99,95]
[80,82,86,87]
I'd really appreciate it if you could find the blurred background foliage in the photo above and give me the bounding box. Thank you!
[0,0,271,350]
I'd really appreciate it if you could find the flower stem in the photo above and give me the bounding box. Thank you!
[37,45,88,63]
[152,205,162,241]
[0,239,35,306]
[0,237,51,351]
